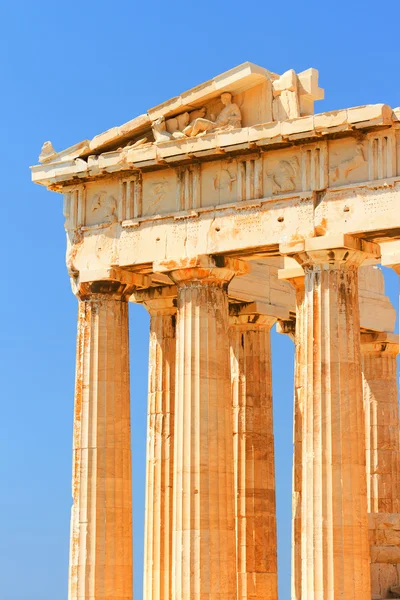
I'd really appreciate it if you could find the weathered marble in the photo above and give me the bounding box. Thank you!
[369,513,400,598]
[281,235,378,599]
[134,288,177,600]
[362,333,400,514]
[229,308,278,600]
[69,283,133,600]
[166,258,247,600]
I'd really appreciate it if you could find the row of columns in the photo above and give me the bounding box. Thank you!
[139,262,277,600]
[67,239,399,600]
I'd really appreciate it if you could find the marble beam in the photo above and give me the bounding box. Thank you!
[68,275,134,600]
[229,304,278,600]
[281,235,379,599]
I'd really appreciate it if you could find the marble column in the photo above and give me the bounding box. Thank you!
[135,288,177,600]
[282,237,377,599]
[229,308,278,600]
[277,286,304,600]
[68,280,133,600]
[278,281,305,600]
[167,258,247,600]
[361,332,400,513]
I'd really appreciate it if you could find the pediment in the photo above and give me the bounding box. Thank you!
[36,61,324,166]
[147,62,278,121]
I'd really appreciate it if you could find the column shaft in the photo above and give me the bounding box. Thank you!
[172,269,237,600]
[144,308,176,600]
[361,333,400,513]
[69,295,132,600]
[230,315,278,600]
[295,249,371,598]
[290,284,305,600]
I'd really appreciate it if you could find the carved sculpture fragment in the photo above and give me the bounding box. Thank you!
[268,157,299,194]
[151,93,242,142]
[183,92,241,137]
[39,140,57,163]
[91,192,117,223]
[272,69,300,121]
[214,168,236,192]
[330,143,367,183]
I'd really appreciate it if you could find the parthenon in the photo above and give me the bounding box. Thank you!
[31,62,400,599]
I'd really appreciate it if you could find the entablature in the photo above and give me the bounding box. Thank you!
[32,62,400,288]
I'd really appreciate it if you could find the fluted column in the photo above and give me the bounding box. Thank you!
[361,332,400,513]
[68,278,133,600]
[229,307,278,600]
[277,283,305,600]
[281,236,378,599]
[133,288,177,600]
[164,257,247,600]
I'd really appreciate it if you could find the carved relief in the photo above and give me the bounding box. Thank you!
[91,192,118,223]
[183,93,241,137]
[214,168,236,192]
[237,156,263,200]
[165,112,191,134]
[330,143,366,183]
[176,164,201,211]
[118,137,147,151]
[142,170,176,216]
[151,93,242,142]
[268,158,299,195]
[152,117,186,143]
[272,70,300,121]
[151,181,168,205]
[271,68,324,121]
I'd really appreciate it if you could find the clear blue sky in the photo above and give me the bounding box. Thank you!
[0,1,399,599]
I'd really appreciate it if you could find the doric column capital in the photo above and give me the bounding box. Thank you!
[71,267,150,301]
[154,254,250,287]
[131,285,177,314]
[229,302,278,329]
[280,233,380,270]
[276,318,296,341]
[360,331,399,355]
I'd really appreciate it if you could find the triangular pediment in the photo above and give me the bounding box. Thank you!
[147,62,277,121]
[36,62,325,166]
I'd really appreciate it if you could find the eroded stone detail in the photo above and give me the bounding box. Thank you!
[69,286,133,600]
[330,143,367,183]
[230,310,278,600]
[91,191,118,223]
[282,240,375,599]
[268,157,299,195]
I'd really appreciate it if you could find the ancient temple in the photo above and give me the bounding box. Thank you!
[31,62,400,599]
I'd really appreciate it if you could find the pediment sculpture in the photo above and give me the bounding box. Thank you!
[151,92,242,142]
